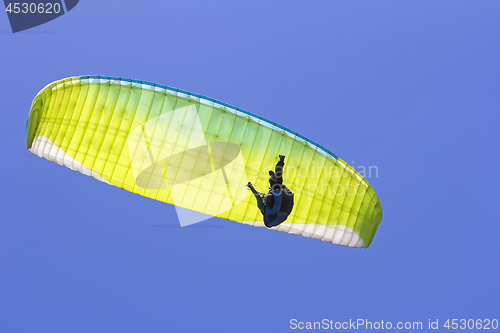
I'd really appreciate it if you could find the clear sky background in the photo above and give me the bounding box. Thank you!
[1,1,499,332]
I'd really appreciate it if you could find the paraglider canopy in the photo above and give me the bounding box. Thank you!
[26,76,382,247]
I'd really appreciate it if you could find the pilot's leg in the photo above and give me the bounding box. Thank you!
[269,155,285,189]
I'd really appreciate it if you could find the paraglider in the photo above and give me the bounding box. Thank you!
[26,76,382,247]
[247,155,294,228]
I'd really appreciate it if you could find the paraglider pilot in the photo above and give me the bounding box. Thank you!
[247,155,294,228]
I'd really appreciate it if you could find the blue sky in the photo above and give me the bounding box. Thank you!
[1,1,499,332]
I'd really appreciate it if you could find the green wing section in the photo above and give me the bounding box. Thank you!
[26,76,382,247]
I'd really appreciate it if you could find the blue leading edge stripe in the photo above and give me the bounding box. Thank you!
[81,75,338,160]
